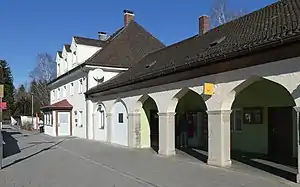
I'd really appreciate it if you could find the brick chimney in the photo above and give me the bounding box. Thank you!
[199,15,210,35]
[124,10,134,26]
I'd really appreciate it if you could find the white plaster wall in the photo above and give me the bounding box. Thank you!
[66,52,72,72]
[88,70,119,90]
[76,44,101,64]
[50,73,87,138]
[56,55,63,77]
[111,101,128,146]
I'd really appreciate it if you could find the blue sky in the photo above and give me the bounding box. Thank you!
[0,0,276,86]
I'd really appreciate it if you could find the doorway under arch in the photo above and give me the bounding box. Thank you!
[112,99,128,146]
[229,78,296,166]
[174,89,208,150]
[140,96,159,152]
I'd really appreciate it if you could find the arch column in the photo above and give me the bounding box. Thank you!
[294,106,300,183]
[207,110,232,167]
[128,112,141,148]
[158,112,176,156]
[106,113,113,143]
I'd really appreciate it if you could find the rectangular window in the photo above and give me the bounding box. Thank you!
[78,111,83,127]
[99,110,105,129]
[51,90,55,101]
[64,60,68,72]
[78,79,83,94]
[58,87,62,98]
[232,109,242,132]
[70,82,74,95]
[57,63,60,75]
[63,86,66,97]
[118,113,124,123]
[56,89,59,100]
[72,52,76,64]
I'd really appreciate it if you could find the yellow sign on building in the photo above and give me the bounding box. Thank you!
[204,83,214,96]
[0,85,3,98]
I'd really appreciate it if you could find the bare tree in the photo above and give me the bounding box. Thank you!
[211,0,246,27]
[29,53,56,107]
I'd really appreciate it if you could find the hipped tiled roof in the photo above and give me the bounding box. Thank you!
[41,99,73,111]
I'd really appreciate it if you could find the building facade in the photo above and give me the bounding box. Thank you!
[42,10,165,140]
[85,0,300,182]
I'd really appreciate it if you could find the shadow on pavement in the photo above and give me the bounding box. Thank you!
[231,151,297,182]
[2,139,66,169]
[2,130,21,158]
[177,148,297,182]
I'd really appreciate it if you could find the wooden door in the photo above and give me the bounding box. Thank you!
[268,107,293,159]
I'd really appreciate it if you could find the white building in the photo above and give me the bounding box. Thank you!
[41,10,165,140]
[85,1,300,183]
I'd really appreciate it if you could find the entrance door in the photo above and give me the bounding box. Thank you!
[268,107,293,159]
[58,112,70,136]
[150,109,159,150]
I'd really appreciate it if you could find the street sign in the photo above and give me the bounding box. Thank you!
[0,102,6,110]
[0,85,3,98]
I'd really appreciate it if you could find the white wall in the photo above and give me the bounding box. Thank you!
[56,54,63,77]
[76,44,101,64]
[88,69,119,90]
[50,71,87,138]
[112,101,128,146]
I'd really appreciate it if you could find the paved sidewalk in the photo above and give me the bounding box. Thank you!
[0,125,298,187]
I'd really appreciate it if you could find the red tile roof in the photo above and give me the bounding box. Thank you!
[41,99,73,111]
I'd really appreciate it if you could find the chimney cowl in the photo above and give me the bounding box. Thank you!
[199,15,210,35]
[98,32,108,41]
[123,9,134,14]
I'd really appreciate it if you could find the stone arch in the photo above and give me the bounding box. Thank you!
[221,76,295,110]
[223,76,296,161]
[111,98,129,146]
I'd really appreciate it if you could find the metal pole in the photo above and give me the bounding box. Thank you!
[31,93,34,129]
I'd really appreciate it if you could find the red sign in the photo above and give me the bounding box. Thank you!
[0,102,7,110]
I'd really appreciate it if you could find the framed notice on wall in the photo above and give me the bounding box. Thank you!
[243,107,263,124]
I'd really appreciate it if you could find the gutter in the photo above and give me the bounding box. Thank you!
[86,33,300,96]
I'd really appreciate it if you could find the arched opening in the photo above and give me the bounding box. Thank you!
[140,96,159,152]
[112,99,128,146]
[229,78,297,179]
[93,103,107,141]
[174,89,208,151]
